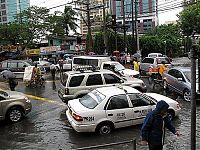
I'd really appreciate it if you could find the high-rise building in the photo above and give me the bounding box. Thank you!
[0,0,30,24]
[80,0,110,36]
[111,0,158,33]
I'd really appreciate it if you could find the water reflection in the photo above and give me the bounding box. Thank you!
[52,81,57,91]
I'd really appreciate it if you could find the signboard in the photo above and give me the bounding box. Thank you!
[0,45,17,52]
[26,49,40,55]
[40,46,61,53]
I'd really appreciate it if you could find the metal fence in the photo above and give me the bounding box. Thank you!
[77,139,136,150]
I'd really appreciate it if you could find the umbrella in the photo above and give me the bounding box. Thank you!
[0,70,16,79]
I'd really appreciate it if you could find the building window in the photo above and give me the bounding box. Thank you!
[1,4,5,9]
[1,0,5,3]
[2,10,6,15]
[2,16,6,22]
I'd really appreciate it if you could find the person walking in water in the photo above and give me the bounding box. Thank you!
[140,100,180,150]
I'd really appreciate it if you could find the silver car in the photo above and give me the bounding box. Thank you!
[0,90,32,122]
[162,67,196,101]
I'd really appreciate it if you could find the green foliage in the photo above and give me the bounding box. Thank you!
[140,24,182,57]
[178,1,200,35]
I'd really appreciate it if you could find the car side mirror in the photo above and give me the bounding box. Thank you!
[120,79,124,83]
[177,78,183,81]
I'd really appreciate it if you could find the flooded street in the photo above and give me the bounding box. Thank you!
[0,64,200,149]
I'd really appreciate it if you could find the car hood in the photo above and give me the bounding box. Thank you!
[145,93,176,104]
[68,99,89,113]
[119,69,139,76]
[5,90,26,99]
[122,77,144,84]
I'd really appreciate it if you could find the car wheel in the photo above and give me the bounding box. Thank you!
[7,107,24,123]
[163,80,168,90]
[183,89,191,102]
[96,122,113,135]
[167,109,175,121]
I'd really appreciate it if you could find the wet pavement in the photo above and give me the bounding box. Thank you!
[0,58,200,150]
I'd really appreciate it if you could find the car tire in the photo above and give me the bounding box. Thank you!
[96,122,113,135]
[163,80,168,90]
[7,107,24,123]
[183,89,191,102]
[167,109,175,120]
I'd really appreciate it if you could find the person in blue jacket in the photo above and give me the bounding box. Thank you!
[140,100,180,150]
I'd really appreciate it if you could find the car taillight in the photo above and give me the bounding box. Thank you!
[72,113,83,121]
[65,88,69,95]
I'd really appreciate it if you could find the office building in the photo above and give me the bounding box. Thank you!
[0,0,30,24]
[111,0,158,33]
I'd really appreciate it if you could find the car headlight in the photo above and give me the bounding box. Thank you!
[25,97,31,103]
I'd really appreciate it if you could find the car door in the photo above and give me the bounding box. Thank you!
[128,93,155,125]
[17,62,27,78]
[105,94,134,128]
[165,69,177,90]
[103,73,121,86]
[0,95,6,120]
[173,70,187,94]
[85,73,105,92]
[166,69,183,93]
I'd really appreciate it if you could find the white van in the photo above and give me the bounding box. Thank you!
[72,55,111,69]
[148,53,163,58]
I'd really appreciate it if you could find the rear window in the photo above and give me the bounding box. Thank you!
[157,58,170,64]
[61,73,68,86]
[79,90,105,109]
[69,75,84,87]
[142,58,154,64]
[73,58,98,66]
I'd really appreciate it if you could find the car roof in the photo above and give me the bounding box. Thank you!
[64,69,114,75]
[96,86,140,97]
[170,67,191,72]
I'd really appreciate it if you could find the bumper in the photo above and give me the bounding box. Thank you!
[66,110,96,133]
[58,89,74,103]
[175,108,181,117]
[24,104,32,115]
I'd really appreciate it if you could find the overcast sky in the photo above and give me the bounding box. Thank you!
[30,0,183,25]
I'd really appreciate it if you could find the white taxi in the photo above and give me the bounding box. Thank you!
[66,86,181,135]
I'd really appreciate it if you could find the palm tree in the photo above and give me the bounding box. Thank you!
[63,6,79,36]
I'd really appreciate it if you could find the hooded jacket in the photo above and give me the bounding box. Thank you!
[141,100,176,145]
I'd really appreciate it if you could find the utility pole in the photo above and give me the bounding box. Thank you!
[131,0,135,55]
[134,0,139,52]
[86,0,92,53]
[122,0,126,53]
[103,0,107,55]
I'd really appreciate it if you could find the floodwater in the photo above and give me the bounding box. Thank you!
[0,60,199,149]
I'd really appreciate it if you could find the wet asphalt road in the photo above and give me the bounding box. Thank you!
[0,61,200,149]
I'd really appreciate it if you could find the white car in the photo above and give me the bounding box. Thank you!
[101,61,140,78]
[66,86,181,135]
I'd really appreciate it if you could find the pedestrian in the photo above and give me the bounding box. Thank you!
[50,63,56,80]
[1,70,17,91]
[140,100,180,150]
[159,61,167,77]
[58,58,64,72]
[132,57,140,72]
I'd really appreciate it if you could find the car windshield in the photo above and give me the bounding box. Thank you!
[183,70,198,82]
[79,90,106,109]
[157,58,170,64]
[114,63,125,71]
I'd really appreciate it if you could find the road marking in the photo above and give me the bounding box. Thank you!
[0,87,66,107]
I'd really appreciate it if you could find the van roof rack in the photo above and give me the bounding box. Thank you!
[73,65,100,72]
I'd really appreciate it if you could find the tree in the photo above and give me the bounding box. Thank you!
[178,1,200,36]
[15,6,51,48]
[140,24,182,57]
[63,6,79,36]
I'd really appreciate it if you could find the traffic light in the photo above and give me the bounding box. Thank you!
[112,15,116,26]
